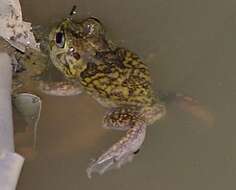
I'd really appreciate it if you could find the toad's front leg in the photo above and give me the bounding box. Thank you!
[39,80,83,96]
[87,107,146,178]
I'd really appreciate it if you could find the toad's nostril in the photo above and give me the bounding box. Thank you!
[68,47,80,60]
[72,52,80,60]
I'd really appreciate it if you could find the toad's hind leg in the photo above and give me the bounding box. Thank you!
[87,107,146,178]
[102,107,142,131]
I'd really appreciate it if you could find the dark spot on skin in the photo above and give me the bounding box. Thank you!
[127,60,134,65]
[80,71,87,79]
[133,149,140,155]
[87,62,97,70]
[115,60,125,69]
[103,66,112,74]
[72,52,80,60]
[95,52,103,59]
[80,63,98,79]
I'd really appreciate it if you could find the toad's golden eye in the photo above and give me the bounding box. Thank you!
[55,31,65,48]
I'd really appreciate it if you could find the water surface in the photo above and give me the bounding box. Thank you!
[17,0,236,189]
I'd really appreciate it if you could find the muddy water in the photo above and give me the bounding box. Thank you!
[17,0,236,189]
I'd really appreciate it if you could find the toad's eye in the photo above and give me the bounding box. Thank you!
[55,31,65,48]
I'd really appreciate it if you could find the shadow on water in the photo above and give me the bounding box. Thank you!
[17,0,236,189]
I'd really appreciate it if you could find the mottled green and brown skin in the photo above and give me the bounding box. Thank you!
[49,18,166,177]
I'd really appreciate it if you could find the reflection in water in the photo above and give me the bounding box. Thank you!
[17,0,236,189]
[160,92,215,128]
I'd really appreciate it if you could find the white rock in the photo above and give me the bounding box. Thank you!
[0,0,39,52]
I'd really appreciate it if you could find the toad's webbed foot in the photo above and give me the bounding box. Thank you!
[87,107,146,178]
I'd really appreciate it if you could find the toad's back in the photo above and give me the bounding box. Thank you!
[79,47,156,107]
